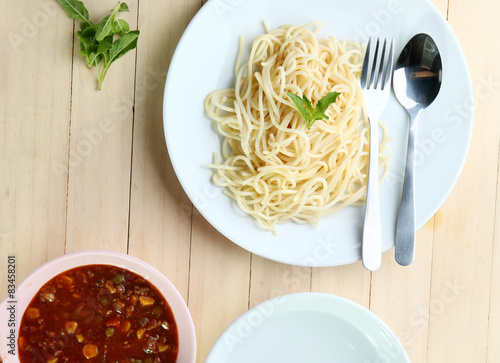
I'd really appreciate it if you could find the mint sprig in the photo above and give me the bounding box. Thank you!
[56,0,139,90]
[287,92,341,128]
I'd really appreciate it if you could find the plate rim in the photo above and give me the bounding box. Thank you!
[205,292,411,362]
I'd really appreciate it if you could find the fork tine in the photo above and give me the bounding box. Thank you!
[368,38,380,89]
[382,38,395,90]
[360,37,372,89]
[375,39,387,89]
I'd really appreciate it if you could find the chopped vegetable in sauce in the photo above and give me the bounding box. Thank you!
[18,264,178,362]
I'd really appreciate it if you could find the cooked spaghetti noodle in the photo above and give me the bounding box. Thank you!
[205,22,390,234]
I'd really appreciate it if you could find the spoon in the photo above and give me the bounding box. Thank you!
[393,34,442,266]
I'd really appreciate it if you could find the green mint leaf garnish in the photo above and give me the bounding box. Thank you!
[286,93,309,122]
[287,92,341,128]
[56,1,139,90]
[316,92,341,115]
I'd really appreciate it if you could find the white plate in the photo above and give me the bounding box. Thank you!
[205,293,410,363]
[163,0,473,266]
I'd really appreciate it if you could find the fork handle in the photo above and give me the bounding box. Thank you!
[395,113,420,266]
[362,118,382,271]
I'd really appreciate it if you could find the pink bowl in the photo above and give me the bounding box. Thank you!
[0,250,196,363]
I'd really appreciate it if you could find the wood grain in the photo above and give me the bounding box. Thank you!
[311,263,371,307]
[490,157,500,362]
[0,0,72,283]
[189,213,251,362]
[64,0,139,254]
[250,256,311,308]
[128,0,201,302]
[371,221,435,362]
[427,0,500,360]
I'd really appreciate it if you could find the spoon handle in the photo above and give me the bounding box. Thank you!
[395,115,418,266]
[362,117,381,271]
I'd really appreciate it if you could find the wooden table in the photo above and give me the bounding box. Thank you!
[1,0,498,362]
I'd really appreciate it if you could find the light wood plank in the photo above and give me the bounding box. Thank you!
[370,221,435,363]
[65,1,140,253]
[312,262,371,307]
[0,0,72,286]
[489,150,500,361]
[250,256,311,308]
[189,213,251,363]
[426,0,500,361]
[128,0,201,302]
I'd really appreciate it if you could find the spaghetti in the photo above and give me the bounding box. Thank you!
[205,22,390,234]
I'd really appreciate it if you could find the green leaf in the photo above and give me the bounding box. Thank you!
[78,36,94,65]
[287,91,341,129]
[106,30,140,65]
[59,1,139,90]
[316,92,340,115]
[77,31,91,51]
[87,52,103,67]
[310,110,329,124]
[118,3,129,12]
[77,26,100,67]
[303,95,314,116]
[97,38,113,53]
[78,24,96,38]
[95,2,122,42]
[77,27,95,52]
[78,28,113,68]
[95,15,112,41]
[98,30,140,90]
[287,93,309,123]
[112,19,130,36]
[56,0,92,26]
[78,48,101,68]
[80,22,92,31]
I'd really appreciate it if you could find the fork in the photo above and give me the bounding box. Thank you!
[360,37,395,271]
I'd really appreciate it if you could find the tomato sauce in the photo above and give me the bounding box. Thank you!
[18,265,178,362]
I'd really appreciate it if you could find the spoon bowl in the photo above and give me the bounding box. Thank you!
[394,34,442,112]
[393,33,442,266]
